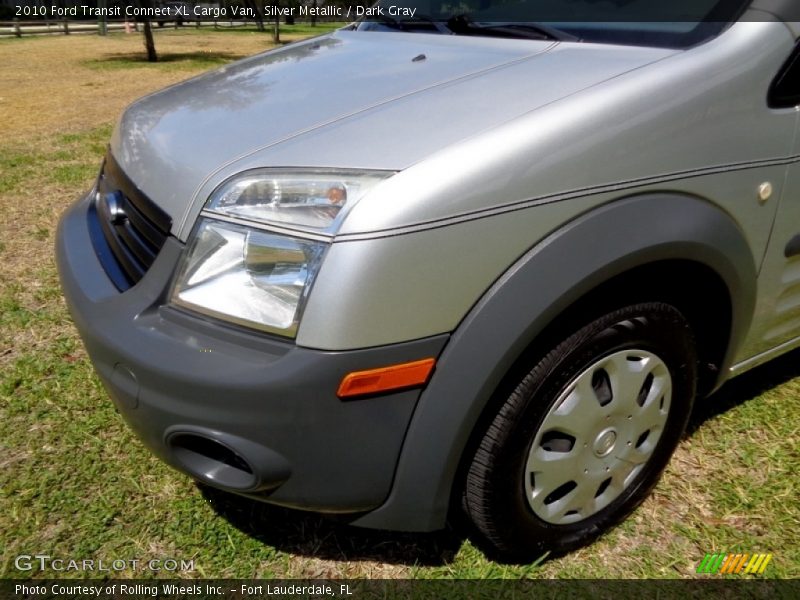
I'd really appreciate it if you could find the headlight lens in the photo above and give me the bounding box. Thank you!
[206,170,391,231]
[171,219,326,336]
[172,169,391,336]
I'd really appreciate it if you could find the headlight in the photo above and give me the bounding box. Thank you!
[171,219,326,336]
[171,170,392,337]
[206,170,391,232]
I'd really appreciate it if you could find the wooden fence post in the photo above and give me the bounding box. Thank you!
[63,18,69,35]
[13,17,21,37]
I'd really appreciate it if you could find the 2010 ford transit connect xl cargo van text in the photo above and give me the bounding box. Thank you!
[57,0,800,561]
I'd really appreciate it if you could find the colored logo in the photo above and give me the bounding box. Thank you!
[696,553,772,575]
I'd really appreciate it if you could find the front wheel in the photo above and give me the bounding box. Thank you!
[462,303,697,562]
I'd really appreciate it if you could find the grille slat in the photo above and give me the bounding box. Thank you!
[97,209,148,283]
[88,153,172,291]
[120,195,166,251]
[104,154,171,233]
[115,219,158,267]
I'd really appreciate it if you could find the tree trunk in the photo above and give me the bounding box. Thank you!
[272,2,280,44]
[143,19,157,62]
[247,0,264,32]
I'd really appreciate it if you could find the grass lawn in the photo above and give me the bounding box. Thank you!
[0,28,798,580]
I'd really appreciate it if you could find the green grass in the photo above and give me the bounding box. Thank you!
[186,22,346,36]
[0,127,111,195]
[0,31,798,581]
[84,50,249,70]
[275,22,346,36]
[81,23,342,71]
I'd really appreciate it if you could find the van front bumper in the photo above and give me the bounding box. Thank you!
[56,194,448,514]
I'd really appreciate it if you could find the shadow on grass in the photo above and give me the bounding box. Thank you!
[199,485,464,566]
[687,345,800,434]
[86,51,247,69]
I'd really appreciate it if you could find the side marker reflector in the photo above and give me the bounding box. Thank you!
[337,358,436,399]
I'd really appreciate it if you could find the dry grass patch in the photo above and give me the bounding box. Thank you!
[0,31,276,140]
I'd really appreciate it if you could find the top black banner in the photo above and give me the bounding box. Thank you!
[13,1,798,24]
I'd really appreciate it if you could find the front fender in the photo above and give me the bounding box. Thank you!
[353,193,756,531]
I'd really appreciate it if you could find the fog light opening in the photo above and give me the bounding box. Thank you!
[168,433,257,490]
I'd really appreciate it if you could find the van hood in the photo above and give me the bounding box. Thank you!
[110,30,673,237]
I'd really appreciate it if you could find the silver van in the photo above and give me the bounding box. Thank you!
[57,0,800,561]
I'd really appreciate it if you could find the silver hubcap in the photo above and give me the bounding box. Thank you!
[524,349,672,524]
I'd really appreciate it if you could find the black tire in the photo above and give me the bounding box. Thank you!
[463,302,697,562]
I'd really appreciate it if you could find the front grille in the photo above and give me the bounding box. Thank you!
[87,153,172,291]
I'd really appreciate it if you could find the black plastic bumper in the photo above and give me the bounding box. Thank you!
[56,194,448,514]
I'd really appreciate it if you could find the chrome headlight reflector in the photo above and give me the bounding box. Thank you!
[171,218,326,337]
[206,170,391,231]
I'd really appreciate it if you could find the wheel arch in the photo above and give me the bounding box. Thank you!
[352,192,756,532]
[517,258,734,398]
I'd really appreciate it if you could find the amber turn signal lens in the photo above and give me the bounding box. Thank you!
[337,358,436,399]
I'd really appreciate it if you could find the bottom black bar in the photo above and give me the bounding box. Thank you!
[3,579,799,600]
